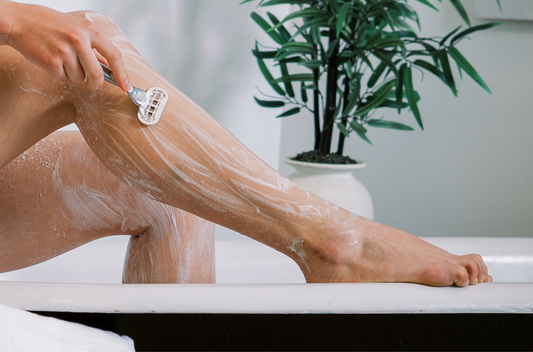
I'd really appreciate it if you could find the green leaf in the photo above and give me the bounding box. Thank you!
[396,63,406,114]
[328,0,339,14]
[396,30,418,39]
[403,66,423,130]
[252,48,278,59]
[267,12,292,42]
[350,121,372,145]
[273,73,315,83]
[440,25,461,46]
[439,49,457,96]
[342,90,360,116]
[277,107,301,117]
[281,8,329,23]
[325,39,340,59]
[336,122,350,138]
[448,46,491,93]
[449,0,470,26]
[279,60,295,98]
[451,22,501,45]
[256,47,286,96]
[279,57,305,63]
[298,59,324,70]
[368,61,387,88]
[372,50,399,76]
[413,59,457,96]
[374,37,406,49]
[254,97,286,107]
[260,0,313,6]
[379,98,408,109]
[353,80,395,118]
[301,81,308,103]
[336,2,352,38]
[418,41,440,68]
[276,42,316,56]
[353,49,374,70]
[413,0,439,11]
[367,119,414,130]
[251,12,285,45]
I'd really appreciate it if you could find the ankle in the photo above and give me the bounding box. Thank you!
[288,213,369,282]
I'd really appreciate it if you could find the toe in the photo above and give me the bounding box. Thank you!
[454,267,470,287]
[461,254,489,284]
[464,260,479,285]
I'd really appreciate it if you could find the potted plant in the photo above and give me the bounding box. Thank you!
[243,0,500,219]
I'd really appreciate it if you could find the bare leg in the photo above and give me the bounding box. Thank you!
[0,131,214,283]
[0,11,491,286]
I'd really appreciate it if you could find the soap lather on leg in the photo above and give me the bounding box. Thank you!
[0,131,215,284]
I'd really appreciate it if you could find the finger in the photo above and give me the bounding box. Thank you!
[90,31,130,91]
[77,45,104,90]
[93,49,109,66]
[63,56,86,84]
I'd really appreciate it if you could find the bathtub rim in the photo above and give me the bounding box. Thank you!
[1,281,532,314]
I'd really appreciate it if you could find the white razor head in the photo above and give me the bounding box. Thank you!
[137,87,168,126]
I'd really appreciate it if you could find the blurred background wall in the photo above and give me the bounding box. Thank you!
[13,0,533,239]
[277,0,533,238]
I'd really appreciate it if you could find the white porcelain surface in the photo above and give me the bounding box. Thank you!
[1,237,533,314]
[284,157,374,220]
[1,281,532,314]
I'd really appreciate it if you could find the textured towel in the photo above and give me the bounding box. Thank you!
[0,304,135,352]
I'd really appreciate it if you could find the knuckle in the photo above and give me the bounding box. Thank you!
[86,66,103,81]
[65,29,86,48]
[108,46,123,61]
[44,56,63,72]
[82,19,98,34]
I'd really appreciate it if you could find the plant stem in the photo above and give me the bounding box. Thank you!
[336,77,351,155]
[319,29,339,155]
[313,55,321,150]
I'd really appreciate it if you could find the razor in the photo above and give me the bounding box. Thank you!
[100,63,168,126]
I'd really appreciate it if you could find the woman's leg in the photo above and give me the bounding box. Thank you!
[0,11,491,286]
[0,131,214,283]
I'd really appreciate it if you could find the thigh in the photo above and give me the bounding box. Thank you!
[0,131,214,277]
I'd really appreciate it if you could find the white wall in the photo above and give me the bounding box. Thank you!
[278,0,533,238]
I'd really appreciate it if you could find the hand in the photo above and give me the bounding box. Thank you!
[0,1,130,91]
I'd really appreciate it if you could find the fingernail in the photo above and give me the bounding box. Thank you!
[124,78,131,92]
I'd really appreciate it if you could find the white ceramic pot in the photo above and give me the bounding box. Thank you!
[284,157,374,220]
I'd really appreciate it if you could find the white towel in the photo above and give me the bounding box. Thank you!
[0,303,135,352]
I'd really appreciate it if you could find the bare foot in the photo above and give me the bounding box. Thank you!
[302,218,493,287]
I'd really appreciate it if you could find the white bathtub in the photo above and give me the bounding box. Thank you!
[1,237,533,351]
[0,236,532,313]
